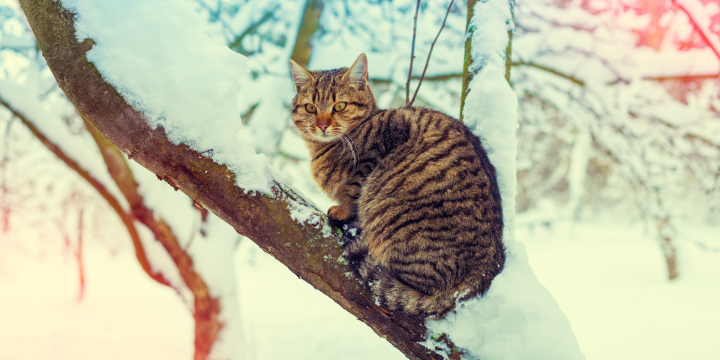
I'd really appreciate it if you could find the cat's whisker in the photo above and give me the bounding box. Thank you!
[339,134,349,157]
[342,134,359,174]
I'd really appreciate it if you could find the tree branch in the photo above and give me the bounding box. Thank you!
[459,0,477,123]
[673,0,720,61]
[511,60,585,87]
[228,9,275,56]
[82,119,223,360]
[19,0,462,358]
[408,0,455,107]
[372,73,463,84]
[0,95,170,287]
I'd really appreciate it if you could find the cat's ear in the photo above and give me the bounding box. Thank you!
[343,53,369,84]
[289,59,315,92]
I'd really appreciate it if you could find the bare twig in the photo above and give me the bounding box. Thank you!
[76,207,86,301]
[406,0,421,106]
[408,0,455,107]
[228,10,275,56]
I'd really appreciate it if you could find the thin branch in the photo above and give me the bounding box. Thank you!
[76,207,86,301]
[406,0,421,106]
[629,110,720,151]
[191,0,235,44]
[228,10,275,56]
[371,72,462,84]
[643,73,720,82]
[83,120,223,359]
[0,95,170,288]
[512,61,585,86]
[673,0,720,61]
[408,0,455,107]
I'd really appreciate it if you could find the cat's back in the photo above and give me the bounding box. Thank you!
[357,107,504,298]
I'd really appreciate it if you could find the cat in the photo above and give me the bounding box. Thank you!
[289,53,505,318]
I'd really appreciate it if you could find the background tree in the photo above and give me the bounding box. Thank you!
[510,0,720,279]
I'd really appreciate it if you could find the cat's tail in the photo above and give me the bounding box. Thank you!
[346,239,478,318]
[373,269,486,318]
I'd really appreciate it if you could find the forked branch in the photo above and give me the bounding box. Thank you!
[0,95,169,287]
[405,0,456,107]
[408,0,455,107]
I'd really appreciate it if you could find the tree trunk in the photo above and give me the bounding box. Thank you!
[459,0,476,123]
[290,0,323,67]
[657,217,679,280]
[460,0,513,122]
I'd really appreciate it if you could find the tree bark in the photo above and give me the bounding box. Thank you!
[459,0,476,123]
[19,0,465,358]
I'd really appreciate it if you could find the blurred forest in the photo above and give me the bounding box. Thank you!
[1,0,719,359]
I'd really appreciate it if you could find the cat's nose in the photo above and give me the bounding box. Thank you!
[318,124,329,132]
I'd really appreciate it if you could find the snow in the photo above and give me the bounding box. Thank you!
[61,0,282,194]
[517,220,720,360]
[0,238,193,360]
[424,0,584,359]
[3,219,718,360]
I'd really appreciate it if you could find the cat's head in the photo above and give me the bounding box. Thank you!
[289,53,376,143]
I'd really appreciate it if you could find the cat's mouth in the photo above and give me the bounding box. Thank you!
[312,130,341,143]
[314,133,340,142]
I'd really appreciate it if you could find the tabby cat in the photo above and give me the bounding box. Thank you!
[289,54,505,317]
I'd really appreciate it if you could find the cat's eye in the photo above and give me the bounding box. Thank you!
[305,104,317,113]
[333,102,347,112]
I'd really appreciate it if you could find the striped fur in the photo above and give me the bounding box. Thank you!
[290,54,504,317]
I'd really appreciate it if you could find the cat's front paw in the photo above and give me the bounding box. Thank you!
[328,205,352,222]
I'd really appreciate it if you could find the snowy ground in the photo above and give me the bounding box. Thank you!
[1,219,718,360]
